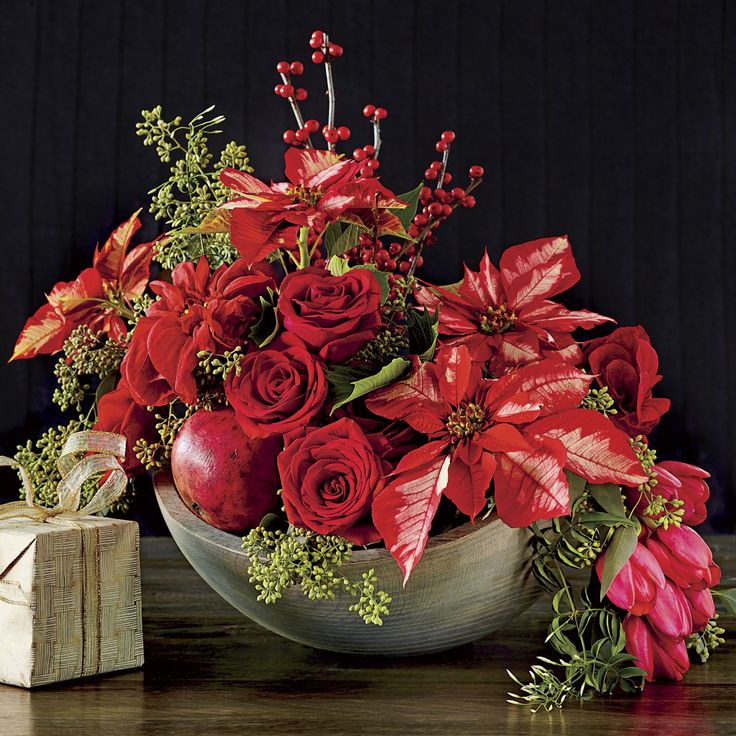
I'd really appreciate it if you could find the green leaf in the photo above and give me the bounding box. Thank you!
[565,471,587,505]
[390,182,424,230]
[325,222,364,258]
[588,483,627,517]
[327,255,351,277]
[353,265,390,304]
[95,372,117,410]
[713,588,736,615]
[327,357,409,414]
[599,525,639,599]
[578,512,639,529]
[249,291,279,347]
[406,307,439,361]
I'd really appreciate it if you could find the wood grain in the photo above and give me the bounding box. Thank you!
[153,470,541,655]
[0,535,732,736]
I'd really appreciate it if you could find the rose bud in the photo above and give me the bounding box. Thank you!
[645,578,693,640]
[645,525,721,591]
[623,614,691,682]
[595,541,665,615]
[683,586,716,632]
[656,460,710,526]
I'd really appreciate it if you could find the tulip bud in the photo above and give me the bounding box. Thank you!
[656,460,710,526]
[684,586,716,631]
[646,525,721,591]
[596,542,665,615]
[623,614,691,682]
[646,579,692,640]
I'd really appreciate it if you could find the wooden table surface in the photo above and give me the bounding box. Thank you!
[1,536,735,736]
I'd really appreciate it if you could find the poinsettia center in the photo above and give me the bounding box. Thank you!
[286,183,323,207]
[446,402,486,440]
[478,304,517,335]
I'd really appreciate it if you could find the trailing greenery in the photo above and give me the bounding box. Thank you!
[137,105,253,269]
[509,475,646,711]
[242,524,392,626]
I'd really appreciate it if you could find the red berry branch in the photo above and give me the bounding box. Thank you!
[310,30,346,150]
[275,60,311,147]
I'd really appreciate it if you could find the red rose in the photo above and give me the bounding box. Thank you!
[121,258,274,406]
[225,335,328,438]
[277,418,384,545]
[584,326,670,435]
[94,379,157,475]
[277,267,381,362]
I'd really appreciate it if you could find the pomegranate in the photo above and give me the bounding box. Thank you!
[171,408,282,532]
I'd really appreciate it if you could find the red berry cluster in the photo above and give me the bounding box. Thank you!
[273,61,308,101]
[309,30,343,63]
[345,233,423,275]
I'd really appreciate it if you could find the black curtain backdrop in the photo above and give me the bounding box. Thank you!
[0,0,734,532]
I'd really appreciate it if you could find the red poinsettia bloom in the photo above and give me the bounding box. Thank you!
[217,148,406,264]
[121,257,274,407]
[416,237,613,373]
[11,211,156,360]
[366,345,647,581]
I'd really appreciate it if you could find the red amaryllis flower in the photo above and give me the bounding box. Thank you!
[225,335,328,438]
[11,211,156,360]
[215,148,405,265]
[623,614,690,682]
[415,238,612,373]
[94,378,157,475]
[278,417,384,545]
[595,542,665,615]
[583,325,670,435]
[645,525,721,591]
[366,345,647,581]
[278,266,382,362]
[121,257,274,407]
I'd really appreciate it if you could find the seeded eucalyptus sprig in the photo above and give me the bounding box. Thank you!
[137,105,253,269]
[243,524,392,626]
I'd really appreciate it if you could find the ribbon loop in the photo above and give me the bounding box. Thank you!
[0,431,127,523]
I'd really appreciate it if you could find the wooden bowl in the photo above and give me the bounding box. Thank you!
[154,470,540,656]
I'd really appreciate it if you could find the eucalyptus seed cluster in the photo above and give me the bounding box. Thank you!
[580,386,618,416]
[52,326,127,412]
[353,326,409,366]
[137,105,253,269]
[197,347,244,379]
[127,293,155,326]
[242,526,392,626]
[687,615,726,663]
[133,402,193,470]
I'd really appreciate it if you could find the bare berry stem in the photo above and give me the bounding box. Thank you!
[279,72,312,148]
[322,33,337,150]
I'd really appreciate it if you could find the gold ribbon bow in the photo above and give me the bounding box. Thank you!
[0,430,128,523]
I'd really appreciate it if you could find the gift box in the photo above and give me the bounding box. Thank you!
[0,430,144,688]
[0,515,144,688]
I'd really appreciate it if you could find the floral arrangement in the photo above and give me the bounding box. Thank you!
[8,29,734,711]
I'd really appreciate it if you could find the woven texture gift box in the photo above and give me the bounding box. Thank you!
[0,516,144,687]
[0,430,144,688]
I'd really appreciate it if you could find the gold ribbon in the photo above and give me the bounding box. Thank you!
[0,430,128,523]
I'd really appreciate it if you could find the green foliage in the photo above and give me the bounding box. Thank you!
[406,307,439,361]
[390,182,423,230]
[52,326,127,413]
[511,475,645,710]
[687,615,726,663]
[248,290,279,347]
[242,526,392,625]
[12,417,135,514]
[713,588,736,616]
[324,222,364,258]
[326,357,410,414]
[137,105,253,269]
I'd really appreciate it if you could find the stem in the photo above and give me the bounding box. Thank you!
[372,119,382,159]
[323,33,336,150]
[280,72,313,148]
[436,145,450,191]
[297,226,311,268]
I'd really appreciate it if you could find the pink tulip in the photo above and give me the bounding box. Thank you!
[646,525,721,591]
[596,542,665,615]
[623,614,690,682]
[656,460,710,526]
[684,586,716,631]
[646,579,692,640]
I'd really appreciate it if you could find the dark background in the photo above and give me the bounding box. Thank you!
[0,0,734,532]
